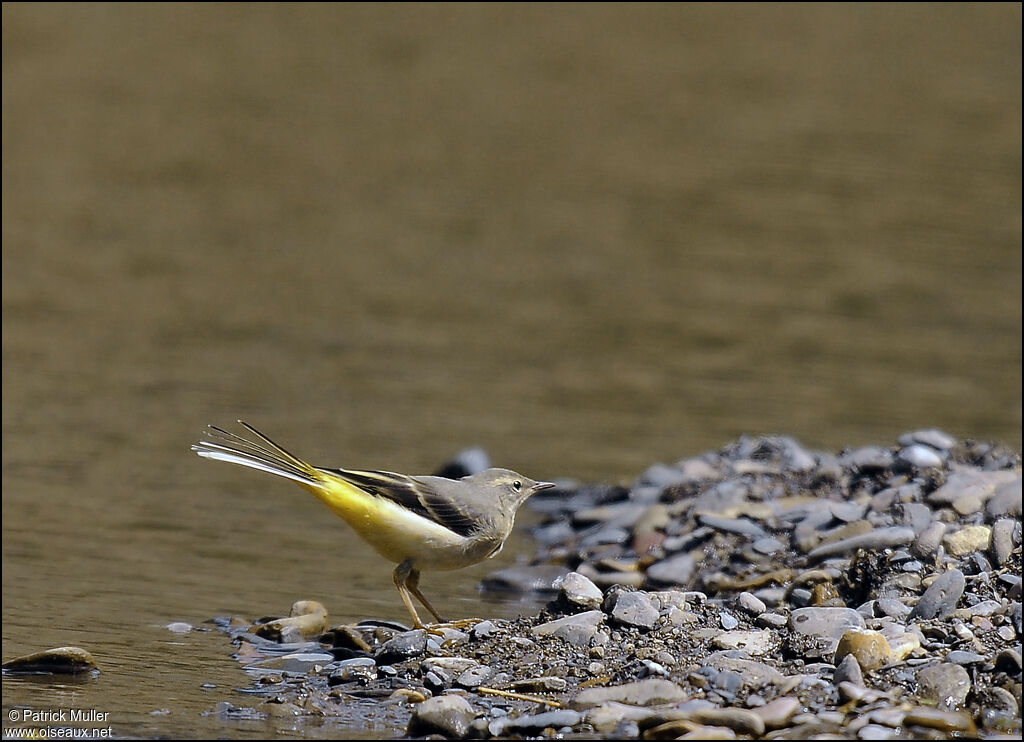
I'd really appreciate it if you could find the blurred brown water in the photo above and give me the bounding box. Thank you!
[2,4,1020,737]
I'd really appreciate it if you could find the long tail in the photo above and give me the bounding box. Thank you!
[192,421,321,487]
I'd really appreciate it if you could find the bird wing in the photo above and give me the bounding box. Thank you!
[320,468,485,538]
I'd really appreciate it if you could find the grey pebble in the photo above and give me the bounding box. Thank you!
[875,598,911,620]
[374,630,427,665]
[557,571,605,610]
[481,564,570,593]
[756,612,788,628]
[834,653,864,686]
[605,590,659,630]
[751,536,786,555]
[703,652,786,690]
[806,526,915,561]
[898,429,957,451]
[789,607,865,655]
[899,444,944,469]
[720,612,739,630]
[900,503,934,535]
[407,694,476,739]
[986,476,1022,518]
[911,521,946,560]
[991,517,1019,566]
[908,569,965,621]
[645,552,696,587]
[928,469,1018,506]
[944,650,986,665]
[831,501,867,523]
[489,709,583,736]
[737,591,767,616]
[916,663,971,710]
[698,514,766,538]
[531,610,605,647]
[573,677,688,708]
[456,664,494,689]
[842,446,895,471]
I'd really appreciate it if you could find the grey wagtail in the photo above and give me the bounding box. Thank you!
[192,422,554,628]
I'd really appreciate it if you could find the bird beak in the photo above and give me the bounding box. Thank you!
[532,481,557,493]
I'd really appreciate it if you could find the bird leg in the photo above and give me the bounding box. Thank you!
[393,559,445,629]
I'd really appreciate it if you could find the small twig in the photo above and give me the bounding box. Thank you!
[477,687,563,708]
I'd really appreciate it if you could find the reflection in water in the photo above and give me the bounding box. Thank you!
[2,3,1020,737]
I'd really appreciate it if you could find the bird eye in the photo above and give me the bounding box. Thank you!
[512,480,522,491]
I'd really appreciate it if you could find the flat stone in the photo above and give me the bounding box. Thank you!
[898,430,957,451]
[532,610,605,647]
[986,476,1023,518]
[790,607,865,642]
[908,569,965,620]
[407,694,476,739]
[572,678,687,709]
[698,514,766,538]
[556,571,604,610]
[490,709,584,735]
[806,527,915,561]
[944,650,986,665]
[2,646,98,675]
[928,470,1018,506]
[711,630,776,656]
[646,552,697,588]
[456,664,495,689]
[902,706,976,735]
[750,696,801,730]
[943,525,991,557]
[703,652,786,689]
[511,676,568,693]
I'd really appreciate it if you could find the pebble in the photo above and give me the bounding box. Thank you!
[711,630,776,656]
[719,612,739,630]
[557,571,605,610]
[750,696,801,730]
[751,536,785,555]
[916,663,971,709]
[911,520,946,559]
[990,518,1018,565]
[698,514,766,538]
[898,429,957,451]
[899,444,943,469]
[833,654,864,686]
[605,590,659,630]
[2,646,98,675]
[375,630,427,665]
[806,527,915,561]
[481,565,570,593]
[166,622,193,633]
[944,650,986,665]
[834,629,891,672]
[908,569,965,620]
[986,476,1022,518]
[902,706,977,735]
[253,600,328,641]
[944,525,992,556]
[789,607,865,656]
[703,653,785,689]
[531,611,605,647]
[572,678,688,709]
[737,592,766,616]
[407,694,476,739]
[490,709,584,736]
[645,552,697,587]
